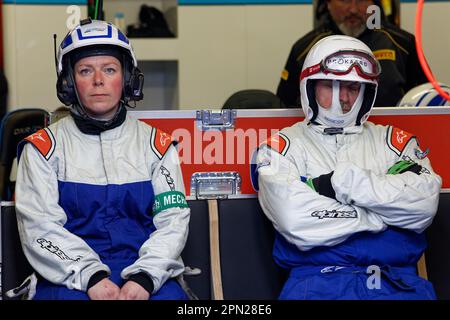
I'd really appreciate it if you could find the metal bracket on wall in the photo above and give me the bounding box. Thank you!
[196,109,236,131]
[190,172,241,200]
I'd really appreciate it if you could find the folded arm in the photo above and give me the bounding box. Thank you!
[332,138,442,233]
[257,145,385,251]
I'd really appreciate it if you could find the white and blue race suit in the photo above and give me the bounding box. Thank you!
[15,114,190,300]
[256,120,442,299]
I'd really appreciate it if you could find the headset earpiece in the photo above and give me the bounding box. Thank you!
[128,67,144,101]
[123,55,144,102]
[56,70,76,106]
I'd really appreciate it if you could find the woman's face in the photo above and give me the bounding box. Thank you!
[74,55,123,120]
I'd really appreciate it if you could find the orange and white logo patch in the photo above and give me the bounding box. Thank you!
[151,128,173,159]
[25,128,55,160]
[387,126,415,156]
[261,132,290,156]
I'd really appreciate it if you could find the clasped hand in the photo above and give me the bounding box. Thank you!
[87,278,150,300]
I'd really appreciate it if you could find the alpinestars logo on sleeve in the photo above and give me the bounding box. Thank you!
[160,165,175,191]
[311,209,357,219]
[401,155,430,174]
[37,238,81,262]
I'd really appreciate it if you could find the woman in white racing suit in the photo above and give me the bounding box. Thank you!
[15,19,190,300]
[256,35,441,299]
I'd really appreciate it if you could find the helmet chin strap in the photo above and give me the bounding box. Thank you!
[72,100,123,124]
[316,80,365,128]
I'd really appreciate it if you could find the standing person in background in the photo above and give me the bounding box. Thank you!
[257,35,441,299]
[14,19,191,300]
[277,0,427,108]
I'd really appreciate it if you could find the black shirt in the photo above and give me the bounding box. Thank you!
[0,69,7,121]
[276,18,427,108]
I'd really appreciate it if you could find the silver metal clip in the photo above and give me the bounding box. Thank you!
[190,172,241,199]
[196,110,236,131]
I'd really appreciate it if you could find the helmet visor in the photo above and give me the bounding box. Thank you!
[301,50,381,80]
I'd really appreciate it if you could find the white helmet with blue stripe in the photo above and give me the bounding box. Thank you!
[398,82,450,107]
[56,18,143,106]
[57,19,137,74]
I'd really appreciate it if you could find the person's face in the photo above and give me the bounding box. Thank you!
[74,55,123,120]
[315,79,361,113]
[327,0,374,36]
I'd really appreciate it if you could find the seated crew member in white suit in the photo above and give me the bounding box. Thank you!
[15,19,190,300]
[255,35,441,300]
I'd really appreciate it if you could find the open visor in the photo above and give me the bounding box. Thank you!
[301,50,381,80]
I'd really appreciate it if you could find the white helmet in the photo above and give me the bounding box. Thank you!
[56,19,143,106]
[300,35,380,130]
[398,82,450,107]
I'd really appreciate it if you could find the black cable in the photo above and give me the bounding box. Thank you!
[97,0,104,20]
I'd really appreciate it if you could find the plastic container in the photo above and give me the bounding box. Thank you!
[114,12,125,33]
